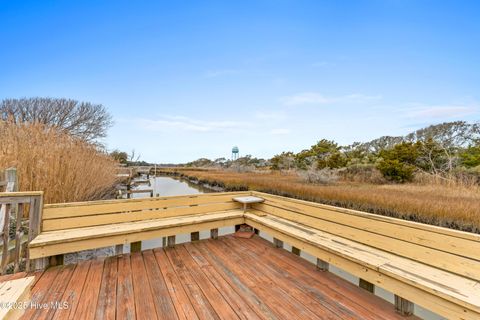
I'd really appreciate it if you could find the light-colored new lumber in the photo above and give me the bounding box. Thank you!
[251,191,480,242]
[244,213,480,316]
[0,276,34,320]
[43,192,249,218]
[253,203,480,280]
[30,211,244,258]
[254,199,480,260]
[244,215,480,320]
[42,202,241,231]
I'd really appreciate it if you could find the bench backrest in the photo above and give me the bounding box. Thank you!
[42,192,247,232]
[251,191,480,281]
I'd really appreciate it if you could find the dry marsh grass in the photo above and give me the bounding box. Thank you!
[167,168,480,233]
[0,121,118,204]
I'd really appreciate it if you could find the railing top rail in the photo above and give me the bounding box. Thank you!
[0,191,43,197]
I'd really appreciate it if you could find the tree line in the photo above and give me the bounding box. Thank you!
[270,121,480,182]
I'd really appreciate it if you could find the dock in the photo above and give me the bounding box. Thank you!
[0,191,479,319]
[2,236,410,320]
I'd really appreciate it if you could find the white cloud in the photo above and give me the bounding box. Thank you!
[134,116,249,133]
[280,92,381,106]
[405,105,478,119]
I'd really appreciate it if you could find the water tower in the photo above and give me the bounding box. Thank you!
[231,146,239,160]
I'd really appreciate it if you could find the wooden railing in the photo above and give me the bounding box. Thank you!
[0,192,43,274]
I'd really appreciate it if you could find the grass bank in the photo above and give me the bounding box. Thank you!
[162,168,480,234]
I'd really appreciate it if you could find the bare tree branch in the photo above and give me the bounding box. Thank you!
[0,97,113,142]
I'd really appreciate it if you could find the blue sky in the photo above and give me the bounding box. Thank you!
[1,1,479,163]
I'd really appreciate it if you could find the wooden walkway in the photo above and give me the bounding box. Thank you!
[4,236,416,320]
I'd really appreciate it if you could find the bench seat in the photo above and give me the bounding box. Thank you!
[245,212,480,320]
[29,209,244,259]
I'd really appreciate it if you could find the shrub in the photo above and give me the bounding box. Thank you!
[339,164,386,184]
[298,167,339,185]
[378,142,419,182]
[0,121,118,203]
[377,159,416,182]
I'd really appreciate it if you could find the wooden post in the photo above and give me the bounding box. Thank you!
[273,238,283,248]
[191,231,200,241]
[359,279,374,293]
[28,194,47,271]
[394,295,414,316]
[210,228,218,239]
[292,246,300,256]
[1,204,11,274]
[13,203,24,273]
[167,235,176,248]
[130,241,142,252]
[162,237,167,247]
[316,258,329,271]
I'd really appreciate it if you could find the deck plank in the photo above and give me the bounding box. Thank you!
[174,245,243,319]
[153,248,199,320]
[52,260,91,320]
[183,242,265,320]
[165,247,221,320]
[74,258,105,320]
[116,254,136,320]
[200,240,322,320]
[223,236,353,319]
[189,242,279,320]
[20,266,61,319]
[13,236,419,320]
[241,236,412,320]
[36,264,75,320]
[95,256,118,320]
[130,252,158,320]
[228,236,387,320]
[142,250,179,320]
[214,238,336,320]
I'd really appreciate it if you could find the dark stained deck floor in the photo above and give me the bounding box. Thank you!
[4,235,417,319]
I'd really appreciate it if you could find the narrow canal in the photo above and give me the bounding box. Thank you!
[131,176,235,250]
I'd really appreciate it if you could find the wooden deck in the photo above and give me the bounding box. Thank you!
[4,235,416,320]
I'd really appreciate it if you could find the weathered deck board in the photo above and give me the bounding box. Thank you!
[116,254,136,320]
[11,236,417,319]
[95,256,118,320]
[235,236,405,320]
[52,260,91,320]
[143,250,178,320]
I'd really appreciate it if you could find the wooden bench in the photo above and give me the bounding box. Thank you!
[245,191,480,320]
[29,192,248,262]
[26,190,479,319]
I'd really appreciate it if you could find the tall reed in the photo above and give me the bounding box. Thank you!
[0,121,118,203]
[168,168,480,233]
